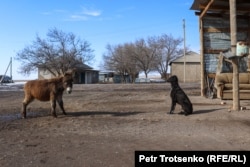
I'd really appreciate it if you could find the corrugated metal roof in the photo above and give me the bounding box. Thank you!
[190,0,210,10]
[170,51,200,64]
[191,0,250,15]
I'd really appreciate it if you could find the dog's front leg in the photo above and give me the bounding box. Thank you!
[169,100,176,114]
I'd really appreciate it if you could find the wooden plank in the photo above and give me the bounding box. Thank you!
[199,3,250,13]
[203,27,249,33]
[204,49,227,54]
[200,0,215,19]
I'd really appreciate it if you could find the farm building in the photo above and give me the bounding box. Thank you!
[99,71,138,83]
[169,51,201,83]
[38,63,99,84]
[99,71,114,83]
[190,0,250,98]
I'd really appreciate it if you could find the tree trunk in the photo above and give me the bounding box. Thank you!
[161,72,168,80]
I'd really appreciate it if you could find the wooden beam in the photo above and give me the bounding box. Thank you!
[199,19,205,96]
[203,27,249,33]
[199,4,250,13]
[204,49,229,54]
[230,0,240,111]
[200,0,215,19]
[195,11,250,18]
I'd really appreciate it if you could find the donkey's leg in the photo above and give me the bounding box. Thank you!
[50,99,57,117]
[22,102,27,119]
[56,95,67,115]
[22,96,33,119]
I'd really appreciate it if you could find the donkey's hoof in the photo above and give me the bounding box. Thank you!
[52,114,57,118]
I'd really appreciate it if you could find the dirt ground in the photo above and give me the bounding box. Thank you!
[1,83,250,167]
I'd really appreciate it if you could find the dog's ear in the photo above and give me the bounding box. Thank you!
[173,75,178,82]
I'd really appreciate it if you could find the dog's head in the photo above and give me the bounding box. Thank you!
[167,75,178,83]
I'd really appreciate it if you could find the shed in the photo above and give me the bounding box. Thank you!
[190,0,250,96]
[169,51,201,82]
[38,63,99,84]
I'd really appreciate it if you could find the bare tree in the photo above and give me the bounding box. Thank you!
[16,28,94,76]
[123,43,140,82]
[103,44,128,82]
[102,34,184,81]
[131,38,158,78]
[103,43,140,83]
[155,34,183,79]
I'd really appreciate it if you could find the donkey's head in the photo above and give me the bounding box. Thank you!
[63,72,74,94]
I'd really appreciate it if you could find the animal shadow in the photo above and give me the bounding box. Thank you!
[67,111,144,117]
[192,108,222,115]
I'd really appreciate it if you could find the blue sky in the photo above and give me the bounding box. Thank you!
[0,0,199,80]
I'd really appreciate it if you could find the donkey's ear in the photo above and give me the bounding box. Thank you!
[67,68,76,74]
[64,71,72,77]
[64,69,76,77]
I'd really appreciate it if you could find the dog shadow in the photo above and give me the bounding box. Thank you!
[192,108,222,115]
[169,108,222,116]
[67,111,145,117]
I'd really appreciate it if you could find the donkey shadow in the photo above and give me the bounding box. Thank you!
[19,109,144,119]
[67,111,145,117]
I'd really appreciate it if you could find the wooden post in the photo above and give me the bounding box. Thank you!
[183,19,186,83]
[199,0,215,97]
[199,17,205,96]
[230,0,240,111]
[248,18,250,71]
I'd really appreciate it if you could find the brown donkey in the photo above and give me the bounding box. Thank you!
[22,72,73,118]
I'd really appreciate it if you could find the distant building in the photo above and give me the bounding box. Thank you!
[99,71,114,83]
[99,71,138,83]
[169,51,200,82]
[38,63,99,84]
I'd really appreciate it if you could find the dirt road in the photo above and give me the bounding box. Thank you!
[1,83,250,167]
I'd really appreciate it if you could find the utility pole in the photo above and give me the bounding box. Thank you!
[183,19,186,83]
[10,57,12,80]
[0,57,12,84]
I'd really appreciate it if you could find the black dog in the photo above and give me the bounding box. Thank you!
[167,75,193,116]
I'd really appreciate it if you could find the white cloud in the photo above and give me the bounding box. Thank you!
[41,6,102,22]
[81,7,102,17]
[70,15,88,21]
